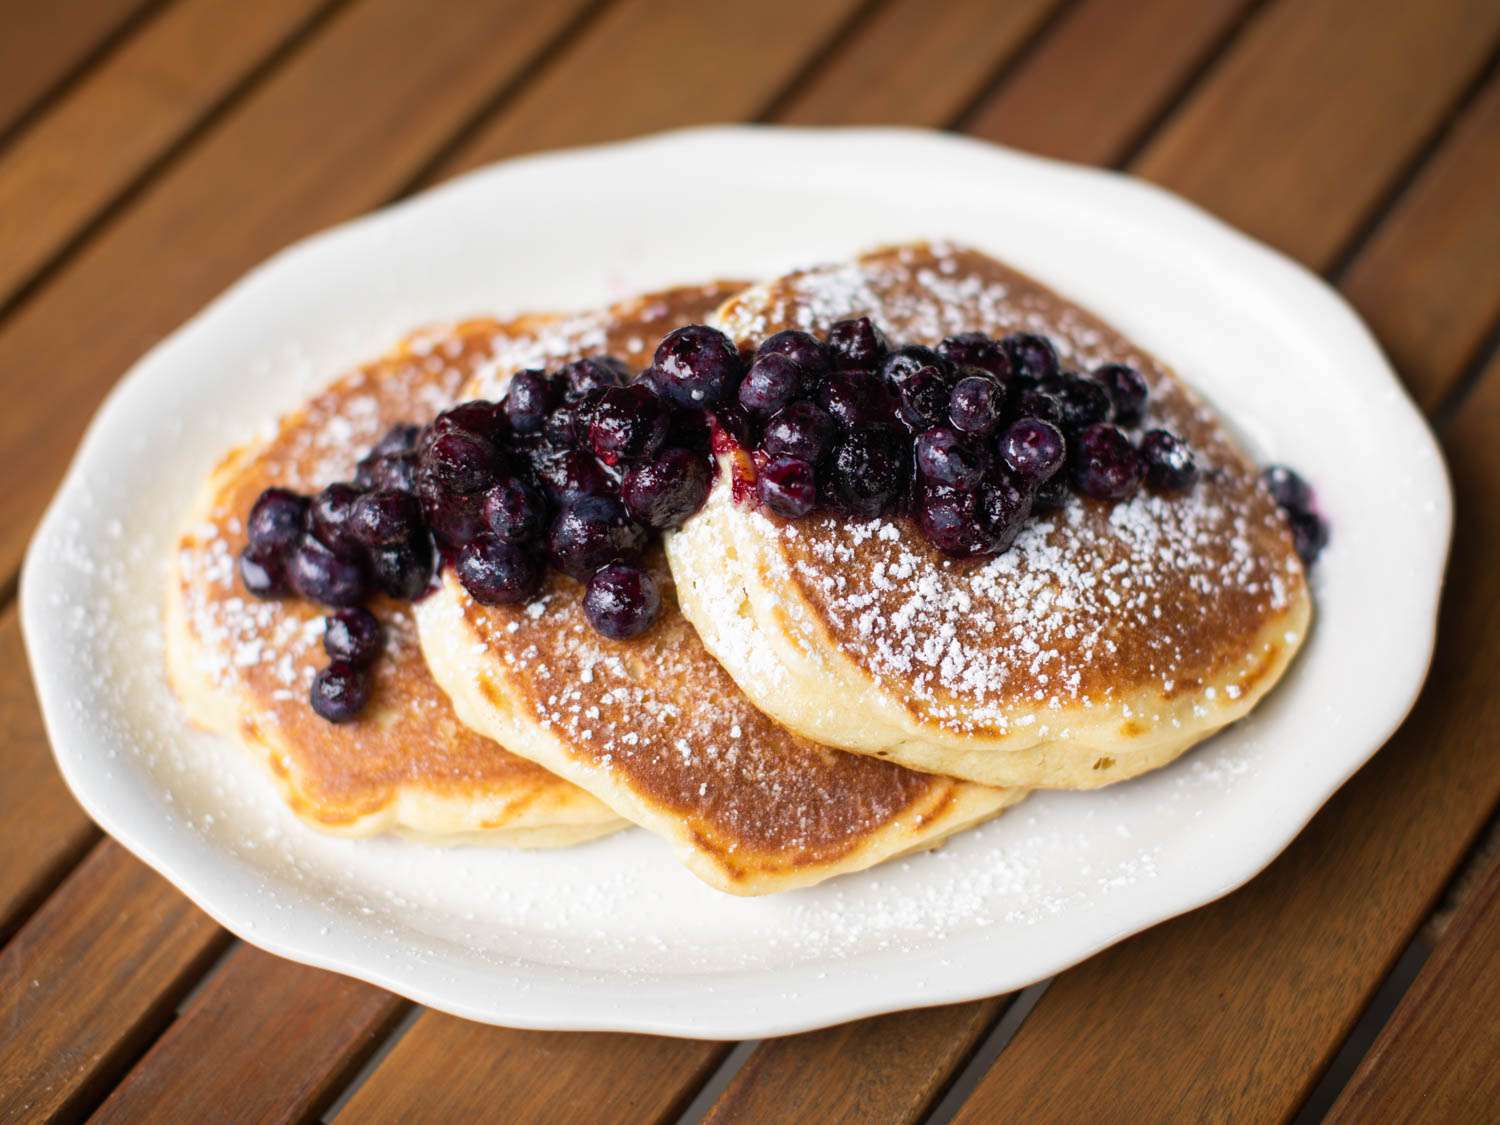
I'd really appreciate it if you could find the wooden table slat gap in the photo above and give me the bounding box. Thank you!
[752,0,890,124]
[0,0,169,150]
[0,0,357,328]
[1434,315,1500,429]
[318,1004,426,1122]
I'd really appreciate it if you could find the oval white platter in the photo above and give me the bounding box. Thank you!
[21,127,1450,1038]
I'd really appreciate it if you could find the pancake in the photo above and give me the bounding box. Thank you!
[414,293,1023,894]
[666,243,1311,790]
[166,312,646,843]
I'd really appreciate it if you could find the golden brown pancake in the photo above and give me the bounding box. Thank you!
[166,312,648,843]
[415,289,1022,894]
[668,243,1311,790]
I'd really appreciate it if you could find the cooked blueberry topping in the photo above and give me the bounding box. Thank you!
[652,325,742,407]
[879,344,950,391]
[588,384,668,465]
[916,483,991,558]
[529,446,611,504]
[1000,418,1066,483]
[756,329,829,378]
[898,371,953,430]
[310,661,371,723]
[979,474,1031,553]
[482,476,548,543]
[351,488,423,547]
[939,332,1013,382]
[621,448,710,529]
[424,400,503,446]
[1261,465,1327,563]
[758,455,817,518]
[761,400,834,463]
[238,544,285,598]
[557,356,626,402]
[1262,464,1312,510]
[826,316,889,370]
[247,488,308,553]
[1287,507,1329,564]
[421,430,499,495]
[288,534,369,607]
[456,535,544,604]
[502,369,556,434]
[738,352,806,417]
[581,563,660,639]
[545,495,647,579]
[356,451,419,493]
[370,537,433,600]
[417,470,487,547]
[309,483,364,554]
[1031,471,1070,513]
[323,607,383,665]
[1095,363,1148,426]
[1013,386,1066,430]
[915,427,985,489]
[1001,332,1060,385]
[826,427,908,517]
[1043,373,1112,433]
[817,369,880,431]
[371,423,419,457]
[1071,423,1144,501]
[947,373,1006,436]
[1140,429,1197,492]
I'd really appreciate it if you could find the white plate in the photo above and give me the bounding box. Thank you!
[21,127,1450,1038]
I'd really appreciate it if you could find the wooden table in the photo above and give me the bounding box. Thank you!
[2,0,1499,1120]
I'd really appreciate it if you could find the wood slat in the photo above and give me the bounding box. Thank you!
[1132,0,1500,269]
[0,841,229,1121]
[963,0,1260,166]
[0,608,98,944]
[0,0,598,587]
[1328,824,1500,1121]
[92,943,407,1124]
[1339,71,1500,411]
[0,0,337,313]
[775,0,1061,127]
[336,1012,728,1124]
[426,0,866,180]
[704,999,1006,1125]
[0,0,154,138]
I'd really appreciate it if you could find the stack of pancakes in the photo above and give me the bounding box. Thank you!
[169,243,1309,894]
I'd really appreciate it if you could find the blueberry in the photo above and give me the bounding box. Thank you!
[370,536,434,600]
[948,373,1006,436]
[238,545,285,598]
[620,448,711,529]
[1140,429,1197,493]
[309,483,364,554]
[482,476,548,543]
[557,356,628,402]
[421,430,499,495]
[711,402,758,448]
[915,427,985,489]
[1070,423,1144,501]
[1287,507,1329,564]
[898,371,952,430]
[756,329,829,379]
[826,317,889,370]
[288,534,369,607]
[323,607,383,665]
[585,384,668,466]
[1043,373,1111,433]
[583,563,661,640]
[356,451,419,494]
[979,473,1032,553]
[939,332,1013,382]
[915,483,992,558]
[503,369,557,435]
[1032,472,1070,513]
[247,488,308,553]
[371,423,419,457]
[879,345,950,391]
[738,352,806,417]
[455,535,544,605]
[757,455,817,518]
[1095,364,1149,426]
[545,495,648,579]
[526,446,611,505]
[350,489,423,547]
[651,325,742,408]
[817,369,879,431]
[542,401,584,448]
[422,401,503,448]
[1262,465,1312,510]
[417,469,487,547]
[825,427,909,517]
[761,401,835,462]
[1001,333,1060,385]
[310,661,371,723]
[1013,387,1066,429]
[1000,418,1066,483]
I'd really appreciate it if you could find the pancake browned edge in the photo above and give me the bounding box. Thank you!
[166,313,641,844]
[667,243,1311,791]
[415,289,1023,895]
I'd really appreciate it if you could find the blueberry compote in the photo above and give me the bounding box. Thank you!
[242,319,1325,722]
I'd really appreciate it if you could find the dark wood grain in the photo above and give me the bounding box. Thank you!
[0,841,229,1121]
[92,943,408,1124]
[0,0,336,311]
[0,608,98,944]
[964,0,1260,166]
[0,0,155,138]
[704,999,1006,1125]
[775,0,1061,127]
[337,1011,728,1124]
[427,0,867,180]
[0,0,599,588]
[1328,795,1500,1120]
